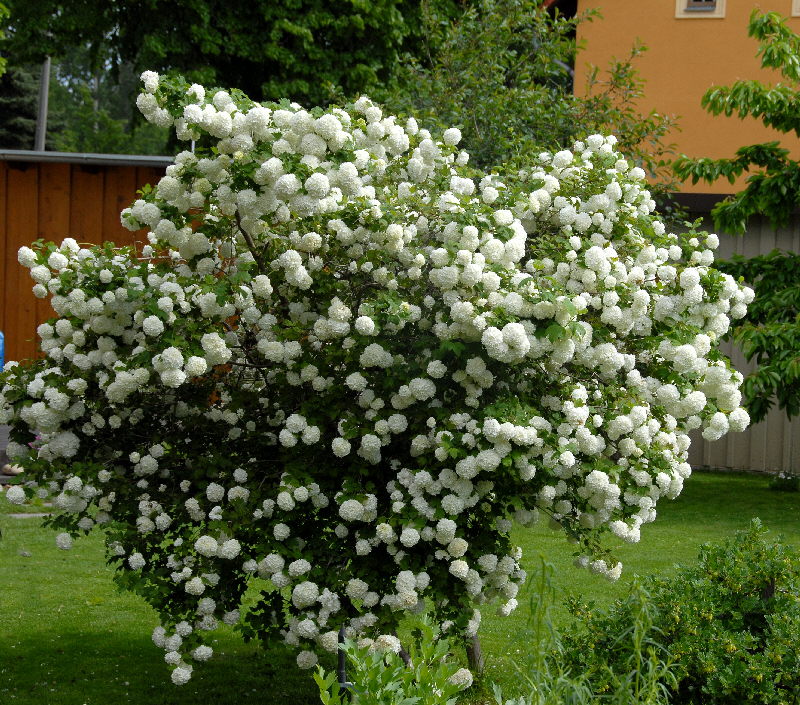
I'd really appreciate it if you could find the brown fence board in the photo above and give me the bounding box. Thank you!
[69,166,105,245]
[0,163,7,338]
[103,166,139,247]
[5,163,40,362]
[36,164,72,330]
[2,160,153,364]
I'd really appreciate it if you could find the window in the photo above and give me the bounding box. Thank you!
[793,0,800,17]
[675,0,725,18]
[685,0,716,10]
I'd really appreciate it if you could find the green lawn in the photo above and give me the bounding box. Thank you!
[1,471,798,705]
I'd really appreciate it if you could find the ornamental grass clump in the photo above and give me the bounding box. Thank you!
[0,72,752,684]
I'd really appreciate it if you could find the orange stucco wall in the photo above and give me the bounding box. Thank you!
[574,1,800,193]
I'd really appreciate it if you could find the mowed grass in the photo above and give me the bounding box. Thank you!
[1,470,799,705]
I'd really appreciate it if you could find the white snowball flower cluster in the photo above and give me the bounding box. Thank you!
[0,72,751,684]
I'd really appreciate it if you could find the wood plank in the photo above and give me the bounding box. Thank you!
[39,163,71,243]
[36,164,72,336]
[727,342,752,471]
[4,162,39,362]
[0,162,7,341]
[103,165,139,248]
[687,430,703,467]
[763,403,786,472]
[69,165,105,246]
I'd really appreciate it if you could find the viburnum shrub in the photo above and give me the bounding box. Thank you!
[0,72,753,685]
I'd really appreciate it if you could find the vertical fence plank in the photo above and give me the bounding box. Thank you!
[103,165,139,247]
[0,162,7,339]
[726,341,752,471]
[36,163,73,335]
[4,162,39,362]
[740,222,769,472]
[70,165,105,246]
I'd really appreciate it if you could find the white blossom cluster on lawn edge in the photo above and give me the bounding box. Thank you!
[0,71,752,684]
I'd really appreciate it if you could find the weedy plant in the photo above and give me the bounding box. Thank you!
[313,618,472,705]
[493,559,675,705]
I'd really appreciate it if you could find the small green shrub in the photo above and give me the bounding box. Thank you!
[769,473,800,493]
[313,618,472,705]
[562,519,800,704]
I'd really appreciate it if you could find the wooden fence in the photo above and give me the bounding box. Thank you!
[0,153,167,362]
[1,158,798,473]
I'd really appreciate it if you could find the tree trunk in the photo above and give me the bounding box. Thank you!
[466,634,485,674]
[393,630,412,667]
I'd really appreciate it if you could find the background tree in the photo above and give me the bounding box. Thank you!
[0,0,465,153]
[46,47,169,154]
[674,10,800,423]
[0,1,7,76]
[2,0,465,107]
[380,0,678,185]
[0,64,65,150]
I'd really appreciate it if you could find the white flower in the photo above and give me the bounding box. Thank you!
[171,665,192,685]
[399,527,420,547]
[5,485,25,505]
[206,483,225,502]
[339,499,364,522]
[332,437,352,457]
[185,356,208,377]
[372,634,402,653]
[288,558,311,577]
[449,560,469,580]
[55,532,73,550]
[140,71,160,93]
[185,577,205,595]
[354,316,376,335]
[292,581,319,608]
[218,539,241,559]
[448,668,474,688]
[192,645,213,661]
[296,650,318,669]
[142,315,165,337]
[442,127,462,146]
[195,535,218,557]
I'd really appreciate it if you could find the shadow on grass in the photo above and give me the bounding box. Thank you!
[0,629,322,705]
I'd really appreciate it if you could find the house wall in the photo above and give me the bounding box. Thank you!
[0,159,163,362]
[574,0,800,194]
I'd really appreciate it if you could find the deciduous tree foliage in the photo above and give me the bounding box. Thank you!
[381,0,678,181]
[2,0,464,107]
[673,10,800,423]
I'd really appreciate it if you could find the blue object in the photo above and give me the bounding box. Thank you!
[0,330,4,368]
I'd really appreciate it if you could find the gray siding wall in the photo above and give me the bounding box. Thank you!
[687,215,800,473]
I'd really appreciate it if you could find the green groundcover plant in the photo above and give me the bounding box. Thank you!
[1,72,751,685]
[562,520,800,704]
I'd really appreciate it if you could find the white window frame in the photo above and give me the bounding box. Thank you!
[675,0,725,19]
[792,0,800,18]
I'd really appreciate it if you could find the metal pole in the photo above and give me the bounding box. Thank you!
[337,625,352,693]
[34,56,51,151]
